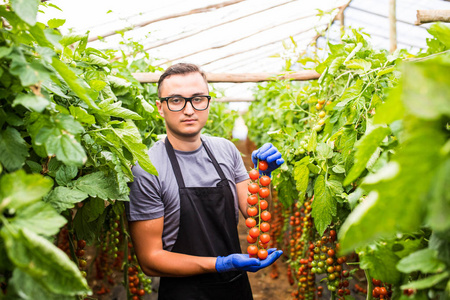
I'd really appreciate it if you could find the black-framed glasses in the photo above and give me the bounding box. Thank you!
[159,95,211,112]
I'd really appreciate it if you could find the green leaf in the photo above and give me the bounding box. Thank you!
[428,23,450,48]
[107,75,131,88]
[345,59,372,72]
[339,127,357,164]
[0,127,29,172]
[89,54,109,66]
[139,95,155,114]
[110,121,157,175]
[47,18,66,29]
[326,180,344,196]
[10,59,51,87]
[426,159,450,232]
[51,57,99,110]
[332,165,345,174]
[13,94,50,112]
[0,170,53,213]
[55,165,78,186]
[312,175,336,235]
[10,0,40,26]
[98,101,143,120]
[83,197,105,222]
[347,187,363,209]
[397,248,447,274]
[401,54,450,120]
[340,122,446,253]
[37,126,87,167]
[377,66,395,77]
[373,84,404,124]
[401,272,449,290]
[45,186,88,213]
[73,171,121,200]
[10,201,66,236]
[344,126,391,185]
[429,232,450,266]
[359,242,402,284]
[293,156,310,198]
[316,143,333,160]
[8,269,74,300]
[0,46,12,58]
[69,106,96,125]
[1,226,90,295]
[88,79,107,91]
[335,79,363,108]
[328,57,345,75]
[307,130,317,152]
[59,33,85,47]
[73,202,105,244]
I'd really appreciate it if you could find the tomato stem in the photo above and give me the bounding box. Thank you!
[257,159,261,248]
[365,269,374,300]
[67,219,79,267]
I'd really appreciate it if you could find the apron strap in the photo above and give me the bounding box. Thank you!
[164,137,228,188]
[164,137,186,188]
[202,139,227,182]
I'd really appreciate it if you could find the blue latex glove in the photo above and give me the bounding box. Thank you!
[251,143,284,177]
[216,248,283,273]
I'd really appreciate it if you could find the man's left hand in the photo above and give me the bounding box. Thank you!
[251,143,284,177]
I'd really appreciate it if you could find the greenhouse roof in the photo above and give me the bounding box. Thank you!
[37,0,450,99]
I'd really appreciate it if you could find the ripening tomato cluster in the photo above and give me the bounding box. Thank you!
[371,278,393,299]
[127,242,153,299]
[246,160,272,260]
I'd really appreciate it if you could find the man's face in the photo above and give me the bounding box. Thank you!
[156,72,209,139]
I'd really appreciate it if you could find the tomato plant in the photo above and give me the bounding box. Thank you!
[246,24,450,300]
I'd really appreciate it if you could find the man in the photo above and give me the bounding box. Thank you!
[126,63,284,300]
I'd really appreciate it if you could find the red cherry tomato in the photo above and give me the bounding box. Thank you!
[259,240,269,248]
[259,161,268,171]
[249,227,260,238]
[259,176,271,186]
[248,183,259,194]
[258,248,268,260]
[259,200,268,210]
[245,218,256,228]
[247,235,257,243]
[249,169,259,181]
[260,222,270,232]
[247,245,258,255]
[259,187,270,198]
[247,195,258,205]
[247,206,258,217]
[261,211,271,221]
[260,233,270,244]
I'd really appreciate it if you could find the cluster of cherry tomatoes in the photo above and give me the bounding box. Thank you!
[127,242,152,299]
[371,278,392,299]
[246,160,272,260]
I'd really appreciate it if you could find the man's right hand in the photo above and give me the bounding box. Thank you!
[215,248,283,273]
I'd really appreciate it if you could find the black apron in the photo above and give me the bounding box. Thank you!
[158,137,253,300]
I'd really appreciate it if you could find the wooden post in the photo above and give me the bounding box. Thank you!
[132,71,321,83]
[416,10,450,25]
[389,0,397,53]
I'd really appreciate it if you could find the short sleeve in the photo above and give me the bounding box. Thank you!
[126,163,165,221]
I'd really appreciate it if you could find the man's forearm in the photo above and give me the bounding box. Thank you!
[138,250,217,277]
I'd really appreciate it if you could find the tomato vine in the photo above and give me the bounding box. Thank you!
[247,25,450,299]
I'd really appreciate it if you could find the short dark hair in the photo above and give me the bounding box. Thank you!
[157,63,208,97]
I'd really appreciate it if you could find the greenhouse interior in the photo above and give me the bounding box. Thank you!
[0,0,449,299]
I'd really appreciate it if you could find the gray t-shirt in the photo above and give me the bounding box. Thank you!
[126,135,249,251]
